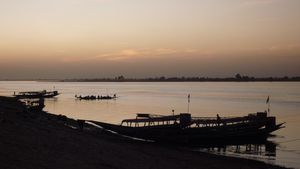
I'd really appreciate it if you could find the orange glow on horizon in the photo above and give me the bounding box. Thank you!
[0,0,299,78]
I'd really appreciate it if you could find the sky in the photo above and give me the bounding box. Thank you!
[0,0,300,79]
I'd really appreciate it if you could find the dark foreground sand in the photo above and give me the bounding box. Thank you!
[0,96,288,169]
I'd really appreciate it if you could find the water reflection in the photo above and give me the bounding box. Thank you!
[46,97,58,102]
[193,141,277,161]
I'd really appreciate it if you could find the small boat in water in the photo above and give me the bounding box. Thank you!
[75,94,117,100]
[14,90,59,99]
[88,112,284,144]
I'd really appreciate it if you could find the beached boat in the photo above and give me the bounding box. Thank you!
[88,112,284,144]
[14,90,59,99]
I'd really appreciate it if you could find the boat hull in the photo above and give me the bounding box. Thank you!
[15,91,59,99]
[89,120,284,144]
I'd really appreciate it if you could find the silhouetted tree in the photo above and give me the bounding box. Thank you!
[159,76,166,80]
[117,75,125,81]
[235,73,242,80]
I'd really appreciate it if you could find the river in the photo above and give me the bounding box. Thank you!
[1,81,299,168]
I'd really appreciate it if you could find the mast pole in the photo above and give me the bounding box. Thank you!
[187,94,190,113]
[268,100,271,116]
[266,96,270,116]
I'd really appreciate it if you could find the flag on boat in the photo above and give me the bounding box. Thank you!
[266,96,270,104]
[188,94,190,103]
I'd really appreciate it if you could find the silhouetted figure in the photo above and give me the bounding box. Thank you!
[77,120,85,130]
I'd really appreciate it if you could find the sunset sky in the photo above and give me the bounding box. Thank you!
[0,0,300,79]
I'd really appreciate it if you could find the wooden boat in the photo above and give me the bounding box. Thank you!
[88,112,284,144]
[75,94,117,100]
[14,90,59,99]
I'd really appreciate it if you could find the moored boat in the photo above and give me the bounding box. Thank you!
[88,112,284,144]
[14,90,59,99]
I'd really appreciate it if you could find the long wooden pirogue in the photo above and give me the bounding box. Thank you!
[14,90,59,99]
[89,112,284,144]
[75,94,117,100]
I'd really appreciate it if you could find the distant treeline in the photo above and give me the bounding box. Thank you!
[60,74,300,82]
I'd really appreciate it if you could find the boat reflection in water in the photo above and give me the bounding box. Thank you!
[194,141,277,161]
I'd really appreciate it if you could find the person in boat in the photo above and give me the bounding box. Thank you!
[217,114,221,126]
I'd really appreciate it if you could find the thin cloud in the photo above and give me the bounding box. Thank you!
[61,48,198,62]
[72,0,112,3]
[241,0,283,6]
[96,48,181,61]
[269,43,300,51]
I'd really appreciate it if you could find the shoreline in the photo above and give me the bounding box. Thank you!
[0,96,288,169]
[1,75,300,83]
[2,80,300,83]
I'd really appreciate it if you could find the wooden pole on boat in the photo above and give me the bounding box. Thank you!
[187,94,190,113]
[268,100,271,116]
[266,96,270,116]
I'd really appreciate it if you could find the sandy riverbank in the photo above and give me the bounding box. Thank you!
[0,96,288,169]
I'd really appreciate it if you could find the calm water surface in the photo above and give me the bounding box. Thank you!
[0,81,299,168]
